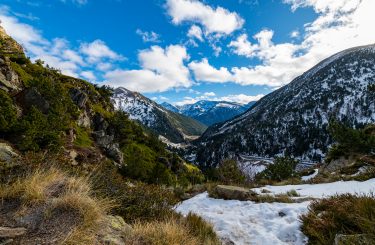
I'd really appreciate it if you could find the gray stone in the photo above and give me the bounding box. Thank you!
[69,88,88,109]
[97,215,132,245]
[0,142,19,163]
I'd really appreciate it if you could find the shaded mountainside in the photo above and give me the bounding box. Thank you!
[161,100,255,126]
[112,87,207,143]
[196,44,375,167]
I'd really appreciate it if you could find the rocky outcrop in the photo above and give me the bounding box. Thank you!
[16,87,50,113]
[92,130,124,166]
[69,88,88,109]
[0,57,22,93]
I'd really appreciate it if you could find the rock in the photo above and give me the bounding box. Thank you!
[78,110,91,128]
[0,227,26,238]
[97,215,132,245]
[69,150,79,166]
[212,185,255,201]
[278,211,286,217]
[69,88,88,109]
[0,60,22,93]
[92,131,124,166]
[335,234,373,245]
[0,142,19,163]
[17,87,50,113]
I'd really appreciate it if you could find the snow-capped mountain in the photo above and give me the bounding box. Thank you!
[112,88,207,143]
[195,44,375,167]
[161,101,255,126]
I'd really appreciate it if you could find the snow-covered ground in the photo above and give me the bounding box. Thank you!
[301,169,318,181]
[176,178,375,245]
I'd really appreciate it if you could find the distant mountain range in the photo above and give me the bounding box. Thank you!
[160,100,256,126]
[195,44,375,167]
[112,87,207,143]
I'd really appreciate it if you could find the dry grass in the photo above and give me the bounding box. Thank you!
[0,168,113,245]
[124,212,221,245]
[301,194,375,244]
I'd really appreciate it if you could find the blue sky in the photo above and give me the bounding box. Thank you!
[1,0,374,105]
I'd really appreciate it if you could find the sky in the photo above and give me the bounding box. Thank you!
[0,0,374,105]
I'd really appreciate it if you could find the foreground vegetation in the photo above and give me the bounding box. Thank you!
[301,194,375,245]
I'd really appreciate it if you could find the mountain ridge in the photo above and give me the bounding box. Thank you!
[160,100,256,126]
[112,87,207,143]
[195,44,375,167]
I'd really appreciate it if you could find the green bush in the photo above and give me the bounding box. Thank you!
[217,159,246,185]
[74,127,93,147]
[256,156,299,181]
[0,90,17,132]
[15,107,62,151]
[327,121,375,161]
[301,194,375,245]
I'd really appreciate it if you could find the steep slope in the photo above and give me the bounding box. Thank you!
[161,100,255,126]
[196,44,375,167]
[112,88,207,143]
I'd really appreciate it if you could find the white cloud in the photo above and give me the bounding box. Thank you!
[166,0,244,35]
[136,29,161,43]
[219,93,264,104]
[80,71,96,81]
[225,0,375,87]
[0,7,125,81]
[187,25,203,41]
[189,58,232,83]
[290,30,300,38]
[104,45,192,93]
[60,0,88,6]
[204,92,216,97]
[80,40,123,63]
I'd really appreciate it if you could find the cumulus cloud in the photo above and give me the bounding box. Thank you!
[166,0,244,35]
[104,45,192,93]
[136,29,161,43]
[223,0,375,87]
[189,58,232,83]
[187,25,203,41]
[0,7,124,80]
[80,40,123,63]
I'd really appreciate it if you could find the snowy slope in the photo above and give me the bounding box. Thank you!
[196,44,375,167]
[112,87,207,143]
[160,100,256,126]
[176,178,375,245]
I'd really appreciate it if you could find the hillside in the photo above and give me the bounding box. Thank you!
[161,100,255,126]
[195,44,375,167]
[112,87,207,143]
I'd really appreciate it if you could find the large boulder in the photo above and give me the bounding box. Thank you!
[211,185,255,201]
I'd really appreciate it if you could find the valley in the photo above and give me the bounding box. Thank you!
[1,1,375,244]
